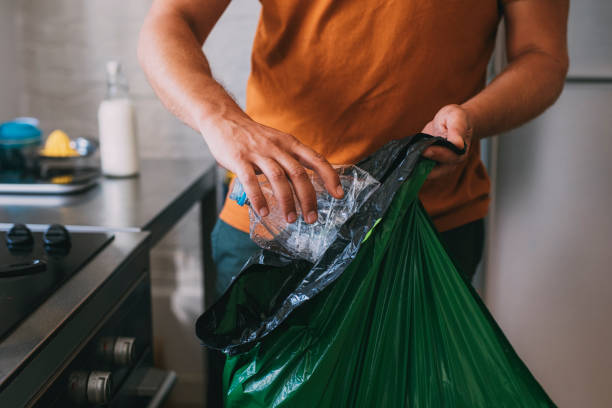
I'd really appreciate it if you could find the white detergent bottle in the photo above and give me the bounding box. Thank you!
[98,61,139,177]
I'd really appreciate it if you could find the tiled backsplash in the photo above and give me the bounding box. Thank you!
[0,0,24,119]
[19,0,206,159]
[4,0,261,407]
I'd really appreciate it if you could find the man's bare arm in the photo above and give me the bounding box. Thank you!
[463,0,569,138]
[138,0,343,224]
[423,0,569,177]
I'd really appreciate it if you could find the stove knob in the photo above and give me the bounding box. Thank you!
[5,224,33,250]
[43,224,71,249]
[97,337,116,365]
[87,371,113,405]
[97,337,137,366]
[67,371,89,405]
[113,337,136,366]
[68,371,113,405]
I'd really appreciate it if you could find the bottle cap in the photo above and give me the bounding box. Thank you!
[105,61,120,79]
[229,180,248,206]
[104,60,129,95]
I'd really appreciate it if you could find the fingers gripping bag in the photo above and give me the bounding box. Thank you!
[196,133,556,408]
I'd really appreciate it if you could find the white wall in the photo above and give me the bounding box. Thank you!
[485,83,612,408]
[19,0,207,159]
[0,0,23,120]
[204,0,261,109]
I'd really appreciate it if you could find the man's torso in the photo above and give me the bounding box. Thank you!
[220,0,500,232]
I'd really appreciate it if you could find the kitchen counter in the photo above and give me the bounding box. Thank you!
[0,157,218,304]
[0,230,151,406]
[0,158,217,247]
[0,157,219,405]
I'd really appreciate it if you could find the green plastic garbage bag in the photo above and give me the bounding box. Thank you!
[197,134,555,407]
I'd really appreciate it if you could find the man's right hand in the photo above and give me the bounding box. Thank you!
[138,0,343,225]
[199,110,344,224]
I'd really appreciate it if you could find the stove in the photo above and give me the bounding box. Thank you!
[0,226,176,407]
[0,224,113,338]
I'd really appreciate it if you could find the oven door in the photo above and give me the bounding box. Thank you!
[32,275,176,408]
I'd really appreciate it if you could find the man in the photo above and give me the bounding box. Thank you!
[139,0,567,304]
[139,1,568,405]
[138,0,569,291]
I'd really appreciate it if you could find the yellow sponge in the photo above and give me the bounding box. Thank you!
[40,130,79,157]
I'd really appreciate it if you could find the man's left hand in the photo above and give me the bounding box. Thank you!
[421,104,473,180]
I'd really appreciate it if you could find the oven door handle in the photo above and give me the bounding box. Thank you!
[119,367,177,408]
[0,259,46,277]
[146,370,177,408]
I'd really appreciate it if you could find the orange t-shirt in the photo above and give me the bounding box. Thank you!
[220,0,500,233]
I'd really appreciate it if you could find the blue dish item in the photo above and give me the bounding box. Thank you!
[0,121,43,147]
[0,121,43,171]
[13,117,40,128]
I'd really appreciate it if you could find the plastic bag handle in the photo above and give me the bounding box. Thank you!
[415,132,467,156]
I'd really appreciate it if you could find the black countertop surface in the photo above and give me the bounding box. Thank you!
[0,158,217,246]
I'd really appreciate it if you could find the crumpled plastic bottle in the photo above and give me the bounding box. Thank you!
[230,165,380,263]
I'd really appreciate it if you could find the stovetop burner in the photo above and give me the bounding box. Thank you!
[0,224,113,339]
